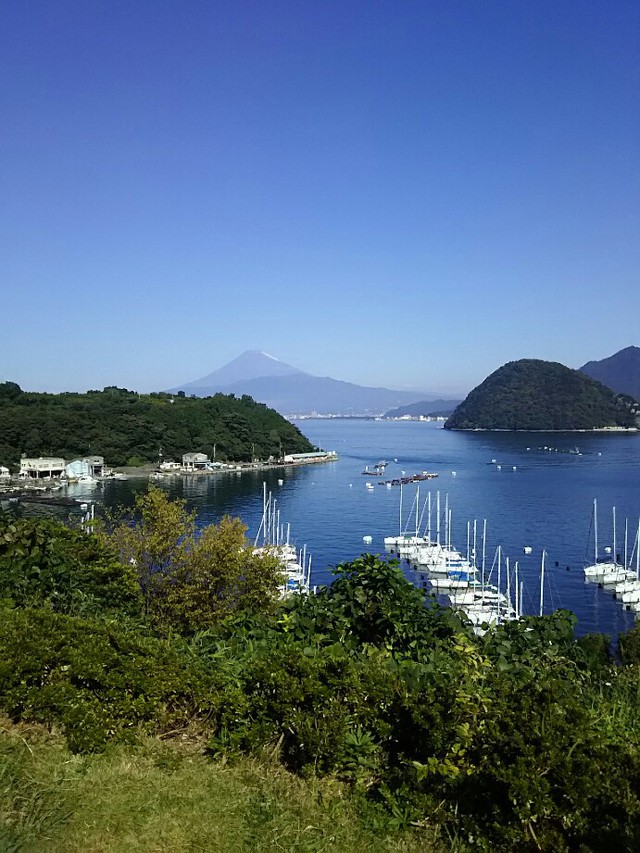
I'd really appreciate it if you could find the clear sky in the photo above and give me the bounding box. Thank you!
[1,0,638,397]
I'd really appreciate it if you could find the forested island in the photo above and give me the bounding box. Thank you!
[1,490,640,850]
[0,382,315,470]
[445,359,640,431]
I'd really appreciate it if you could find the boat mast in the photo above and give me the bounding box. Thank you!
[520,580,524,619]
[594,498,598,564]
[539,550,546,617]
[444,493,449,549]
[481,519,487,604]
[613,506,617,567]
[436,491,441,546]
[254,482,267,546]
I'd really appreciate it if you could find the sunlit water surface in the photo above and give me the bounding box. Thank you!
[82,420,640,638]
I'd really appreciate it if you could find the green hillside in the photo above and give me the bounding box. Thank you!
[0,382,315,469]
[444,359,640,431]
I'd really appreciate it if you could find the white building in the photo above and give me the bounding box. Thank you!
[0,466,10,479]
[66,456,105,479]
[19,457,66,479]
[283,451,338,463]
[182,452,210,471]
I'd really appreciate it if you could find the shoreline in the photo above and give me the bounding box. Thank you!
[445,427,638,433]
[0,454,339,493]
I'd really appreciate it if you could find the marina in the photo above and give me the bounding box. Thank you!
[24,418,640,639]
[253,482,312,596]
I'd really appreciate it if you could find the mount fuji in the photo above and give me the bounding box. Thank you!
[168,351,445,416]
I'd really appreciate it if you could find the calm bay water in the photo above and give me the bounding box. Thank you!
[88,419,640,638]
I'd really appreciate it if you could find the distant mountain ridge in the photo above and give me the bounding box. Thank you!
[444,359,640,431]
[384,399,462,418]
[579,346,640,400]
[169,351,445,416]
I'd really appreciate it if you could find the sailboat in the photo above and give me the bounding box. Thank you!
[254,483,312,596]
[583,499,621,580]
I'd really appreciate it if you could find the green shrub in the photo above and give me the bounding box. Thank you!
[618,624,640,665]
[0,516,141,618]
[0,608,240,752]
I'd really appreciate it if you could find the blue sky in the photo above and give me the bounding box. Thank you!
[1,0,638,397]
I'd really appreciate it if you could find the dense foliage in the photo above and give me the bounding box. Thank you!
[0,515,141,617]
[445,359,640,431]
[2,500,640,850]
[99,487,284,633]
[0,381,315,469]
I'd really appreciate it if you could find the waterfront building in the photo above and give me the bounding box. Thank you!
[182,452,211,471]
[19,457,66,479]
[65,456,105,479]
[282,451,338,463]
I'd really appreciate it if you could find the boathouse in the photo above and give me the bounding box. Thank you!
[182,452,210,471]
[19,457,66,479]
[65,456,105,479]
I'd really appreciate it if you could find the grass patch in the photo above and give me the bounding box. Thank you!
[0,719,443,852]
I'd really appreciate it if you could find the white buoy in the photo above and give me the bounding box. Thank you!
[451,471,457,477]
[496,465,502,471]
[523,546,532,555]
[512,466,517,471]
[363,535,373,544]
[277,479,284,486]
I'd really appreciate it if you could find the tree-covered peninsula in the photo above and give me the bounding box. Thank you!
[0,382,315,469]
[444,359,640,431]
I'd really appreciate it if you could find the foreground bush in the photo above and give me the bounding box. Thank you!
[0,609,241,752]
[0,515,141,617]
[100,487,284,633]
[196,559,640,850]
[2,542,640,849]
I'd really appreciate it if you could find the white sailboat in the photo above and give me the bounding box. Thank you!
[584,499,619,580]
[254,483,312,596]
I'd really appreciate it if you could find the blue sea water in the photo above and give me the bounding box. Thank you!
[95,419,640,638]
